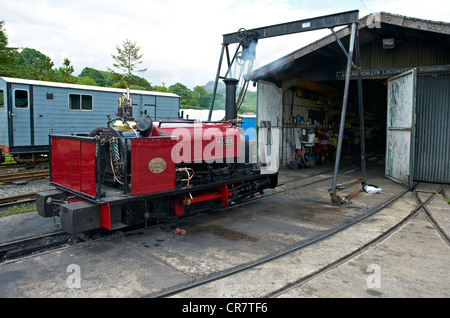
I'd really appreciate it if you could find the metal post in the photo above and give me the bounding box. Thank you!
[355,28,367,185]
[208,44,225,121]
[330,22,357,198]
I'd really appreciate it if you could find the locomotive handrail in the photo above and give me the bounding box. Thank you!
[49,134,97,142]
[157,120,236,127]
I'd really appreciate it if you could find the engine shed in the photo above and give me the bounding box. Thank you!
[250,12,450,185]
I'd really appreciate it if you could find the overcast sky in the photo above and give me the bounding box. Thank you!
[1,0,449,89]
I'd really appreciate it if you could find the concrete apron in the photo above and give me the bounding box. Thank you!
[0,170,448,298]
[174,191,450,298]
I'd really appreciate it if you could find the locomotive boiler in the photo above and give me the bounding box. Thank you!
[36,79,278,235]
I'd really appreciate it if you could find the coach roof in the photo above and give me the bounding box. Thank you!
[0,76,179,98]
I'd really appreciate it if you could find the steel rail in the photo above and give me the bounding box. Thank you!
[0,170,49,183]
[0,192,38,207]
[413,184,449,246]
[0,231,69,263]
[265,182,445,297]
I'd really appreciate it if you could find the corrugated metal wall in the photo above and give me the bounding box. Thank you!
[358,35,450,71]
[414,74,450,183]
[289,27,450,83]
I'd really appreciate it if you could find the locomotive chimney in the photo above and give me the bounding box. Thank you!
[224,78,239,121]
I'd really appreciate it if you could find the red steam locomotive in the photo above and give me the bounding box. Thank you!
[36,80,278,235]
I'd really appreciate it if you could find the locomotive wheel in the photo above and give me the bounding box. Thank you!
[13,154,40,164]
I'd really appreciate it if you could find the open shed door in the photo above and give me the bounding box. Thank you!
[257,82,282,174]
[386,69,416,187]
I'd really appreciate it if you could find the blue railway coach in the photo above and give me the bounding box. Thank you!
[0,77,179,162]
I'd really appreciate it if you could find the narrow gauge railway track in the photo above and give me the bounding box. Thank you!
[0,214,169,263]
[0,191,40,207]
[0,157,376,265]
[0,187,55,208]
[0,163,41,171]
[264,182,446,297]
[413,184,450,246]
[0,170,49,183]
[0,231,75,263]
[0,216,188,264]
[0,163,28,171]
[146,182,446,298]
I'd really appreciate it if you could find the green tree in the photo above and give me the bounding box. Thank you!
[109,39,147,88]
[112,79,128,88]
[0,20,18,76]
[192,85,210,107]
[152,82,169,93]
[57,58,76,83]
[77,76,98,86]
[39,56,56,81]
[14,48,56,80]
[129,75,152,90]
[79,67,107,86]
[169,83,193,106]
[16,48,46,68]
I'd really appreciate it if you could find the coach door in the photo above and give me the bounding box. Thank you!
[386,69,417,187]
[9,85,32,147]
[142,95,156,118]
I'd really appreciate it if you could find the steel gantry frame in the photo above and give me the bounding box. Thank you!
[208,10,367,203]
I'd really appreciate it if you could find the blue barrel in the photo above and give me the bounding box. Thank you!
[238,115,256,141]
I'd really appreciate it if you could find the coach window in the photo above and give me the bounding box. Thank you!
[14,89,29,108]
[69,94,93,111]
[81,95,93,110]
[0,90,4,108]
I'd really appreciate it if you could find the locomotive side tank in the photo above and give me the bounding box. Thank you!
[36,81,278,235]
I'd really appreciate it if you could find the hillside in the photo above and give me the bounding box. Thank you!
[202,81,257,114]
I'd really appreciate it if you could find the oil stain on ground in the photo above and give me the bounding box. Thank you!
[208,224,258,242]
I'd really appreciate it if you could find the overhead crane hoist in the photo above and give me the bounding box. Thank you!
[208,10,368,203]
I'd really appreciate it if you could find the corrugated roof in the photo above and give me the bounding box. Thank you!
[249,12,450,83]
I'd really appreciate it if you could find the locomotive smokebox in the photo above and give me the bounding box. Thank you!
[224,78,239,121]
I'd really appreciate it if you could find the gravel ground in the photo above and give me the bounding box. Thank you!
[0,177,52,215]
[0,178,52,197]
[0,162,51,198]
